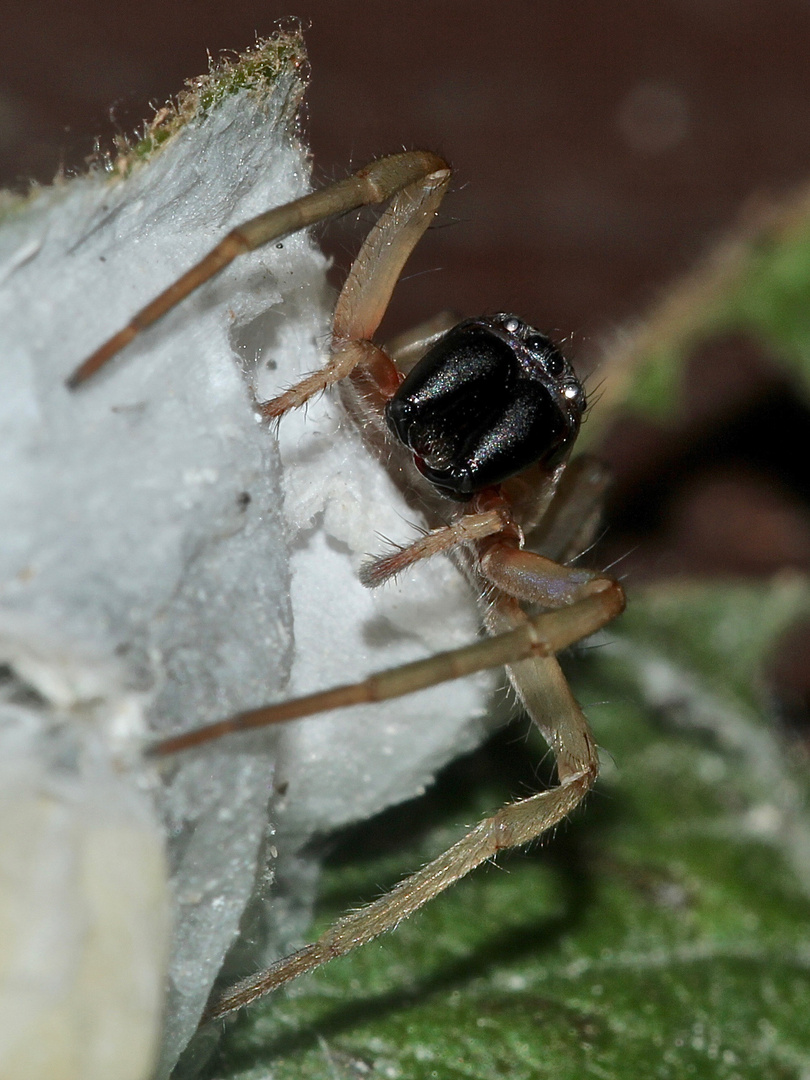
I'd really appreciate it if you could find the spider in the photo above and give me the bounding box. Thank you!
[66,150,625,1023]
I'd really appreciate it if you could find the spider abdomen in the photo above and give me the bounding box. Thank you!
[385,314,586,499]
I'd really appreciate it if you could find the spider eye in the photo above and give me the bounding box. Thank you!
[563,380,586,408]
[523,332,547,349]
[545,353,565,377]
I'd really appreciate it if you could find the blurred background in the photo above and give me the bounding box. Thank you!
[2,0,809,709]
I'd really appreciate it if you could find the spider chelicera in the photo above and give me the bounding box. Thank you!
[66,151,625,1021]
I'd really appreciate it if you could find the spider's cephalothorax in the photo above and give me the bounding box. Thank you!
[386,314,586,499]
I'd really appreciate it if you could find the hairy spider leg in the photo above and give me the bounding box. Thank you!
[257,159,451,417]
[142,426,624,1016]
[199,571,623,1020]
[478,533,624,784]
[65,151,449,388]
[520,455,613,563]
[148,581,621,759]
[359,494,516,587]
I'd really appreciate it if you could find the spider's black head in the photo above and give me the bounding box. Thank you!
[385,314,586,500]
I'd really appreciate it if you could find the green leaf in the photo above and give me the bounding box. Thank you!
[581,185,810,443]
[206,577,810,1080]
[713,214,810,394]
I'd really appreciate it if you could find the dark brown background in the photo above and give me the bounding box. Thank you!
[7,1,810,342]
[3,1,810,707]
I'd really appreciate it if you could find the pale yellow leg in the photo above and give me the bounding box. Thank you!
[66,151,449,388]
[177,579,623,1020]
[258,160,451,416]
[359,508,511,587]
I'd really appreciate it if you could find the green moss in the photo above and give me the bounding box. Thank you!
[0,27,307,219]
[116,27,307,175]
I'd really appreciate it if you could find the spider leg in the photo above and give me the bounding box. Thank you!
[527,454,612,564]
[149,584,619,757]
[65,151,448,388]
[359,481,621,759]
[257,160,451,417]
[479,541,612,610]
[359,454,607,592]
[199,579,623,1020]
[361,485,622,783]
[360,486,521,587]
[489,592,605,784]
[161,462,622,1019]
[504,454,610,557]
[359,507,511,587]
[477,524,624,809]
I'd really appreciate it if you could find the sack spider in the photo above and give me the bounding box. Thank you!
[66,151,625,1022]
